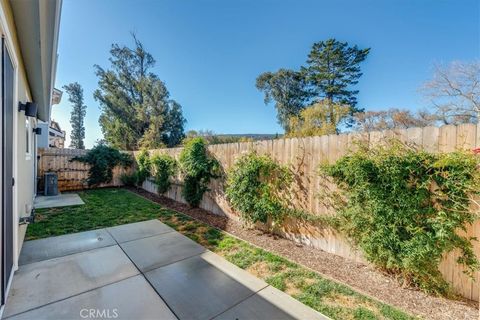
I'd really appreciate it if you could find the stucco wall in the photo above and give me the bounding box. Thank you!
[16,87,36,219]
[12,47,36,263]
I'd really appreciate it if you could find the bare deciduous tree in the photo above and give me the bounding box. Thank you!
[422,61,480,124]
[353,108,436,132]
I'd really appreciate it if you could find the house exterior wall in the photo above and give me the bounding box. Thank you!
[0,0,61,313]
[15,82,36,254]
[0,0,37,271]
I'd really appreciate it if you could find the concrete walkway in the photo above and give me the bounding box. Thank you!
[3,220,328,320]
[34,193,85,209]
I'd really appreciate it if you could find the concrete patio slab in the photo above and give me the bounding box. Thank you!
[3,246,139,317]
[213,285,328,320]
[6,220,327,320]
[34,193,84,209]
[19,229,116,265]
[144,252,268,320]
[5,275,177,320]
[106,219,173,243]
[120,231,205,272]
[199,251,269,290]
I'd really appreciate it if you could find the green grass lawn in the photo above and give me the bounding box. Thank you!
[28,188,416,320]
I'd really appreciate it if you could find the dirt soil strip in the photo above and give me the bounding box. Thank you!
[130,187,479,320]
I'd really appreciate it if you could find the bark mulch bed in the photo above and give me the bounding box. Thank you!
[131,187,479,320]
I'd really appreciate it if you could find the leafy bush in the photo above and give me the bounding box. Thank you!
[179,137,219,207]
[225,152,291,225]
[72,144,132,186]
[321,141,480,294]
[151,154,177,194]
[120,173,137,187]
[134,149,151,185]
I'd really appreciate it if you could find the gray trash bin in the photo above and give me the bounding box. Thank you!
[44,172,59,196]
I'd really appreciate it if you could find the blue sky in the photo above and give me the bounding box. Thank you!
[52,0,479,148]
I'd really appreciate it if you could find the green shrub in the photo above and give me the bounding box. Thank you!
[151,154,177,194]
[135,149,151,185]
[120,173,137,186]
[179,137,219,207]
[72,144,132,186]
[321,141,480,295]
[225,152,291,225]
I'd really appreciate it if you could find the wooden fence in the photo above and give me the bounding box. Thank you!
[38,124,480,301]
[37,148,130,191]
[140,124,480,302]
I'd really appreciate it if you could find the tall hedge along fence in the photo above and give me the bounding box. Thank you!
[124,124,480,300]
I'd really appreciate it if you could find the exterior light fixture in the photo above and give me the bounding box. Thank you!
[18,101,37,117]
[33,127,42,135]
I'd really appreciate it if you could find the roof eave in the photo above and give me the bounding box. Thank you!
[9,0,62,121]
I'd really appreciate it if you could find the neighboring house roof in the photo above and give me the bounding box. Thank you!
[49,120,65,139]
[9,0,62,122]
[49,120,62,133]
[52,88,62,105]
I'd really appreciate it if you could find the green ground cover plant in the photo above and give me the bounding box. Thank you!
[321,141,480,295]
[26,188,414,320]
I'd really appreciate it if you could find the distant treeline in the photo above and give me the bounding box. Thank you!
[183,130,282,145]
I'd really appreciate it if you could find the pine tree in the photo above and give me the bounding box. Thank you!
[256,39,370,132]
[302,38,370,109]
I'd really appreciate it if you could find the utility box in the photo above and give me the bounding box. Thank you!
[44,172,58,196]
